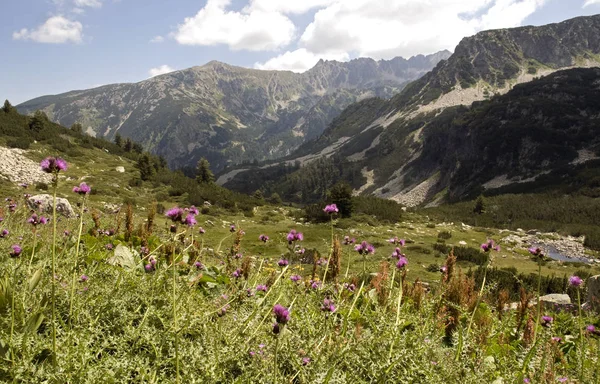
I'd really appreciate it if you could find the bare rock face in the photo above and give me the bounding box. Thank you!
[587,275,600,312]
[28,194,75,218]
[0,147,52,185]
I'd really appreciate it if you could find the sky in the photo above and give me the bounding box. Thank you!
[1,0,600,105]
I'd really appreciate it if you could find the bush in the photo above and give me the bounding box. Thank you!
[453,246,488,266]
[432,243,451,254]
[437,231,452,240]
[6,137,32,149]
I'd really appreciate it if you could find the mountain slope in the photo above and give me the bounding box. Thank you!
[222,15,600,205]
[16,52,450,171]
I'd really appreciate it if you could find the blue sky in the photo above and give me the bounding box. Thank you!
[1,0,599,105]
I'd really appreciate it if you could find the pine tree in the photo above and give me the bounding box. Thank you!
[71,123,83,133]
[196,158,214,184]
[136,154,155,181]
[328,182,353,218]
[29,110,48,132]
[473,195,486,215]
[114,133,123,147]
[123,138,133,152]
[252,190,264,200]
[2,100,14,113]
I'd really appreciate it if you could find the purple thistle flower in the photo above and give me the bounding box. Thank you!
[256,284,268,292]
[557,378,568,383]
[188,206,199,215]
[523,379,530,384]
[183,214,197,227]
[396,256,408,270]
[259,234,269,242]
[587,325,596,333]
[105,243,114,251]
[481,239,500,252]
[278,259,289,267]
[165,207,185,223]
[343,236,356,245]
[440,265,448,273]
[302,357,311,366]
[144,264,153,272]
[323,204,339,214]
[388,237,406,246]
[296,247,306,255]
[64,230,71,236]
[541,316,553,326]
[316,258,327,266]
[232,269,242,278]
[234,253,243,259]
[218,305,229,317]
[273,304,290,324]
[0,229,8,238]
[569,275,583,287]
[354,241,375,255]
[79,275,89,282]
[229,224,236,232]
[286,229,303,244]
[528,247,543,257]
[290,274,302,283]
[27,214,48,226]
[391,247,405,260]
[72,182,91,195]
[10,244,22,258]
[149,257,157,266]
[40,157,68,173]
[321,298,336,313]
[310,280,321,289]
[140,246,149,256]
[272,322,280,334]
[193,261,203,269]
[551,337,562,343]
[344,283,356,292]
[199,227,206,234]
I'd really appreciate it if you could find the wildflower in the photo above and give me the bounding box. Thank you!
[273,304,290,324]
[290,274,302,282]
[287,229,303,244]
[343,236,356,245]
[8,203,16,212]
[551,337,562,343]
[19,183,28,188]
[232,269,242,278]
[246,289,255,297]
[557,378,568,383]
[40,157,68,173]
[27,214,48,226]
[194,261,203,269]
[72,182,91,195]
[310,280,321,289]
[256,284,268,292]
[0,229,8,238]
[188,206,199,215]
[295,248,305,255]
[144,264,153,272]
[541,316,553,327]
[321,298,336,313]
[259,234,269,242]
[396,256,408,270]
[105,243,114,251]
[140,246,149,256]
[278,259,289,267]
[10,244,22,258]
[249,351,256,357]
[79,275,89,282]
[391,247,405,259]
[302,357,311,366]
[440,265,448,273]
[272,323,281,334]
[569,275,583,287]
[388,237,405,246]
[344,283,356,292]
[587,325,596,333]
[234,253,243,259]
[230,225,236,232]
[523,379,531,383]
[354,241,375,255]
[316,258,327,266]
[64,230,71,236]
[481,239,500,252]
[323,204,338,214]
[183,214,197,227]
[165,207,185,223]
[199,227,206,234]
[217,305,229,317]
[528,247,543,258]
[149,257,157,266]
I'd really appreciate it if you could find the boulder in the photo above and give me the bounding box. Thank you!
[532,294,573,311]
[115,166,125,173]
[586,275,600,312]
[28,194,75,218]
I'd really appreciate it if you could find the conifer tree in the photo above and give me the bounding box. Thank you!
[196,158,214,184]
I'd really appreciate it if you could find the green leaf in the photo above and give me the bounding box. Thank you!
[22,312,45,334]
[28,268,43,292]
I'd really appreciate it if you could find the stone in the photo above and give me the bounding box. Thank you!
[115,166,125,173]
[532,294,573,311]
[107,245,139,271]
[28,194,75,218]
[458,241,467,245]
[586,275,600,311]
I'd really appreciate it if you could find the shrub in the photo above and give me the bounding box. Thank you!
[437,231,452,240]
[6,137,31,149]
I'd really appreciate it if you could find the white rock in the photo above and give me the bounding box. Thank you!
[28,194,75,218]
[115,166,125,173]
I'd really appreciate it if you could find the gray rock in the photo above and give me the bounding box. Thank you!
[586,275,600,311]
[115,166,125,173]
[107,245,139,271]
[532,294,573,310]
[28,194,75,218]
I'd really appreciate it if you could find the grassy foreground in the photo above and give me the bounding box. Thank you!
[1,174,600,383]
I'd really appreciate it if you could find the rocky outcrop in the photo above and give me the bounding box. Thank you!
[0,147,53,185]
[28,194,75,218]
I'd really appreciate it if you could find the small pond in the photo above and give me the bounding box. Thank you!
[531,243,593,264]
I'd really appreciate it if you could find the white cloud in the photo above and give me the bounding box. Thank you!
[583,0,600,6]
[245,0,337,14]
[74,0,102,8]
[13,16,83,44]
[174,0,296,51]
[298,0,548,60]
[148,65,175,78]
[150,35,164,43]
[254,48,349,72]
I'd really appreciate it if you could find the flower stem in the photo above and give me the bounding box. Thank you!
[68,198,86,327]
[27,227,37,272]
[171,238,180,384]
[51,181,58,369]
[273,334,280,383]
[532,260,542,345]
[577,289,584,381]
[321,217,334,286]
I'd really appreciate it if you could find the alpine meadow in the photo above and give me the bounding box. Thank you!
[2,2,600,383]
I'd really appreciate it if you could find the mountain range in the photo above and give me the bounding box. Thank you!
[16,52,450,171]
[219,14,600,206]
